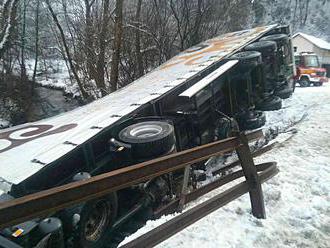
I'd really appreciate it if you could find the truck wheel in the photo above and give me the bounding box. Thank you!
[275,87,293,99]
[237,110,266,130]
[314,82,323,87]
[245,40,277,54]
[118,121,176,159]
[290,79,296,92]
[260,33,289,45]
[299,78,310,87]
[76,194,118,248]
[256,96,282,111]
[214,118,232,140]
[230,51,262,70]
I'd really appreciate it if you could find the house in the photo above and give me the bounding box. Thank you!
[292,33,330,75]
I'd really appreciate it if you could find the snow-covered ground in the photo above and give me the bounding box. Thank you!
[25,59,81,97]
[121,84,330,248]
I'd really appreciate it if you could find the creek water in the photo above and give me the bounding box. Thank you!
[28,86,80,122]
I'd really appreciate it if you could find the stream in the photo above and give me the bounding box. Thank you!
[28,86,80,122]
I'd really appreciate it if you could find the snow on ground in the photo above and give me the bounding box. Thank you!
[121,84,330,248]
[25,59,81,97]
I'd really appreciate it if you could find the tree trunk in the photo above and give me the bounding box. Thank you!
[190,0,202,46]
[135,0,143,78]
[46,0,89,99]
[0,0,19,59]
[32,0,40,93]
[20,0,27,82]
[110,0,124,92]
[84,0,96,81]
[96,0,110,96]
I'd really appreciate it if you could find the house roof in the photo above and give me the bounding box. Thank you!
[293,32,330,51]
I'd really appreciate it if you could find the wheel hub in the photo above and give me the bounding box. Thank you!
[84,201,110,242]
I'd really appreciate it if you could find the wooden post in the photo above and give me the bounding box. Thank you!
[235,132,266,219]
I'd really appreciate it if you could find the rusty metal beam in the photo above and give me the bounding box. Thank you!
[212,141,278,177]
[122,184,249,248]
[120,162,278,248]
[0,137,242,229]
[154,162,277,218]
[245,129,263,142]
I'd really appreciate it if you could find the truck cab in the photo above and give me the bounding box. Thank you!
[294,52,328,86]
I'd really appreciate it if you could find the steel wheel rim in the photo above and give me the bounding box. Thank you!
[84,200,110,242]
[129,124,163,138]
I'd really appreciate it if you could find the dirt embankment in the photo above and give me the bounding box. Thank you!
[0,74,32,127]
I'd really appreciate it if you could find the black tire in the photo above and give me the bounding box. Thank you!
[245,41,277,54]
[118,121,176,159]
[275,87,293,99]
[75,194,118,248]
[314,82,323,87]
[274,80,286,88]
[290,79,296,92]
[260,33,289,46]
[237,110,266,130]
[230,51,262,70]
[299,77,311,87]
[256,96,282,111]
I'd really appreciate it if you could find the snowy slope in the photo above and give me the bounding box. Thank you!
[253,0,330,41]
[121,84,330,248]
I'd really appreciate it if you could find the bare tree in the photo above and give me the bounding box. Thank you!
[0,0,19,59]
[19,0,27,81]
[110,0,124,92]
[32,0,39,82]
[84,0,96,81]
[95,0,110,96]
[134,0,143,78]
[45,0,89,99]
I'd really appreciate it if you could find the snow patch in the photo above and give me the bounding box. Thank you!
[25,59,81,98]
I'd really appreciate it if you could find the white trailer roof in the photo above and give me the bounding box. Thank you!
[0,25,276,186]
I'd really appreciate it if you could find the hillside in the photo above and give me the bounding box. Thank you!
[253,0,330,40]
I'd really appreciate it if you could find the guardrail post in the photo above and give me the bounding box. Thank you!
[177,165,191,211]
[235,132,266,219]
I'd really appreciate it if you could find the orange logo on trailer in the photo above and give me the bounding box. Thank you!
[160,27,266,70]
[0,124,77,153]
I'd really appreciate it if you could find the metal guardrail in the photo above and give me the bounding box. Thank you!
[121,162,278,248]
[0,130,274,247]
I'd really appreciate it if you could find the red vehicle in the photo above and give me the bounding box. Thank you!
[294,52,328,86]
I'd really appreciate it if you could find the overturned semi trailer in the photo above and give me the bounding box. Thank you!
[0,24,295,248]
